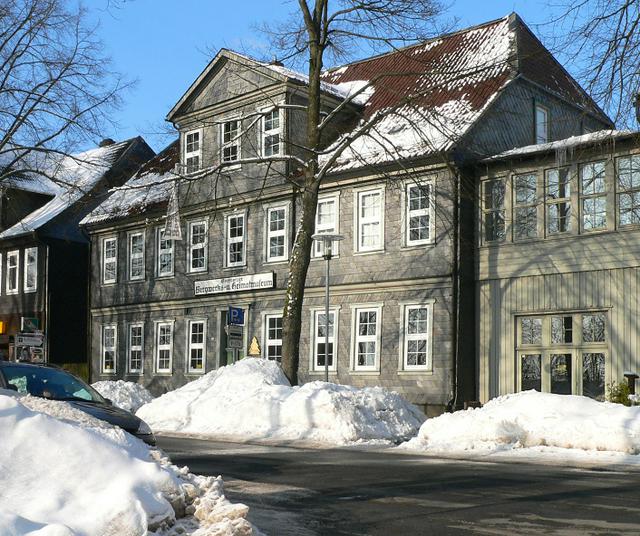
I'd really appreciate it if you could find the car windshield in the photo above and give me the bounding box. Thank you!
[1,365,106,403]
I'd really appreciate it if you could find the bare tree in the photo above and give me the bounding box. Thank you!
[262,1,451,383]
[0,0,127,186]
[549,0,640,125]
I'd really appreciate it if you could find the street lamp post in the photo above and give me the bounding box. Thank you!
[312,233,344,382]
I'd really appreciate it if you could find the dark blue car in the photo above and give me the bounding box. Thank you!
[0,360,156,446]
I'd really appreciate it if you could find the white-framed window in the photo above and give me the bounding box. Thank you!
[617,154,640,227]
[264,314,283,362]
[405,182,434,246]
[188,220,208,273]
[313,193,340,257]
[184,128,202,173]
[266,205,288,262]
[311,308,338,372]
[187,319,206,374]
[225,212,245,267]
[262,108,281,157]
[127,323,144,374]
[517,312,607,400]
[401,303,433,371]
[535,104,549,144]
[102,237,117,284]
[128,231,145,281]
[221,119,240,164]
[355,188,384,252]
[156,228,174,277]
[352,306,381,372]
[23,247,37,293]
[102,324,117,374]
[155,322,173,373]
[6,250,19,294]
[580,161,607,231]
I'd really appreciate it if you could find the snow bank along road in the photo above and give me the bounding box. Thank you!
[159,436,640,536]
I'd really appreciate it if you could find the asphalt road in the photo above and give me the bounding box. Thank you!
[158,436,640,536]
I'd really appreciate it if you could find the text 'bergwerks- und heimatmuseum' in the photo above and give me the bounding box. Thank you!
[3,13,632,414]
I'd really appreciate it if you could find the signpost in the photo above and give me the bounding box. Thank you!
[226,307,245,361]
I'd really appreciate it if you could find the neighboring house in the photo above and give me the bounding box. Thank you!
[478,130,640,403]
[0,138,154,372]
[82,14,611,413]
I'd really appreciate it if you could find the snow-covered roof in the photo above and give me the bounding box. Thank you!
[81,140,178,226]
[0,141,132,239]
[317,14,610,173]
[485,130,638,162]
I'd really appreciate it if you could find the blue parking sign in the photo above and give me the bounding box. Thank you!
[228,306,244,325]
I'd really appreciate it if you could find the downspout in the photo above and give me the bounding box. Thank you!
[44,243,50,363]
[86,229,93,382]
[447,164,462,412]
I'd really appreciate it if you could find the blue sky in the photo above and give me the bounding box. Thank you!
[85,0,557,152]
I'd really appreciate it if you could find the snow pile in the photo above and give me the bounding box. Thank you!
[403,391,640,456]
[0,390,260,536]
[137,358,424,444]
[92,379,155,412]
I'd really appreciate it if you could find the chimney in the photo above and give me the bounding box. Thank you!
[99,138,116,147]
[635,94,640,125]
[270,56,284,67]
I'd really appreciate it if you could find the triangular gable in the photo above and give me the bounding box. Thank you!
[167,50,296,121]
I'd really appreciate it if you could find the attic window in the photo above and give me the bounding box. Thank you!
[221,119,240,164]
[535,105,549,144]
[184,129,202,173]
[262,109,281,157]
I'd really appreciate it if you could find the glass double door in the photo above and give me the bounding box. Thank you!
[520,351,605,400]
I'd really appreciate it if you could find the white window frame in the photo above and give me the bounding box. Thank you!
[404,181,435,246]
[23,247,37,293]
[183,128,202,173]
[225,212,246,268]
[263,312,283,362]
[265,204,288,263]
[127,323,144,374]
[351,304,382,372]
[186,319,207,374]
[399,302,433,372]
[128,231,145,281]
[102,324,117,374]
[354,187,384,253]
[6,250,19,294]
[310,307,339,373]
[221,117,241,166]
[156,227,174,277]
[155,321,173,373]
[187,220,208,273]
[313,193,340,258]
[535,104,549,144]
[261,106,283,157]
[102,237,117,285]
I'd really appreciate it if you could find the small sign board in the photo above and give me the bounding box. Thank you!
[21,317,39,332]
[16,333,44,347]
[228,306,244,326]
[226,338,243,349]
[225,324,243,336]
